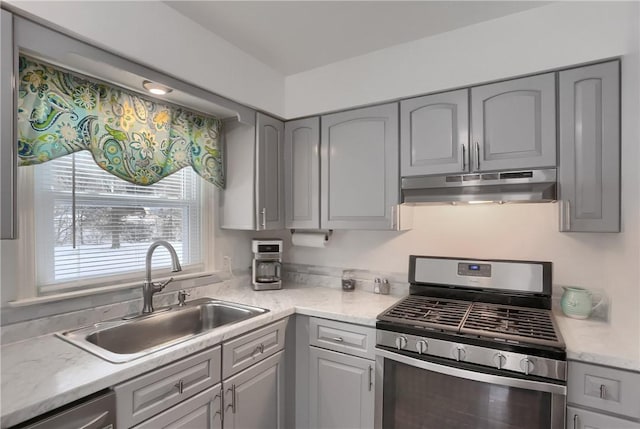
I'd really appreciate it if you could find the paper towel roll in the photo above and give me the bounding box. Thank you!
[291,231,329,248]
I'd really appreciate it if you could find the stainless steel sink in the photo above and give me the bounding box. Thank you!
[58,299,269,363]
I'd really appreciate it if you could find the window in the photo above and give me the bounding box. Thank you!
[32,151,204,295]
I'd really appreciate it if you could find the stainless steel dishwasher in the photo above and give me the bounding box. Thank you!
[13,390,115,429]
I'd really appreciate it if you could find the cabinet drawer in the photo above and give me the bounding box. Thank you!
[309,317,375,360]
[567,406,640,429]
[115,346,221,428]
[222,318,287,379]
[133,383,223,429]
[568,361,640,419]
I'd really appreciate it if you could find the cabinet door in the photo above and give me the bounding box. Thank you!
[471,73,556,171]
[284,117,320,229]
[256,113,285,230]
[558,61,620,232]
[401,89,469,176]
[134,384,223,429]
[567,406,640,429]
[309,346,374,429]
[321,103,399,230]
[0,10,16,239]
[224,350,285,429]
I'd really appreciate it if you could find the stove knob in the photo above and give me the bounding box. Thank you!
[520,357,535,375]
[493,353,507,369]
[416,340,428,354]
[452,345,466,361]
[395,336,407,350]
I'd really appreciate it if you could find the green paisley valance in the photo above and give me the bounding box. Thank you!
[17,55,224,188]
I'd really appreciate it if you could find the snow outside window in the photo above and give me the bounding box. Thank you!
[33,151,204,295]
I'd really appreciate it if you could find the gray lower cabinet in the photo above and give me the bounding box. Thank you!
[567,360,640,429]
[558,61,620,232]
[320,103,400,230]
[284,117,320,229]
[223,350,286,429]
[400,89,470,176]
[133,384,223,429]
[115,346,222,428]
[567,406,640,429]
[220,113,284,231]
[471,72,556,171]
[309,346,374,429]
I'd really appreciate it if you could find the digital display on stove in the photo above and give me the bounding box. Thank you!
[458,262,492,277]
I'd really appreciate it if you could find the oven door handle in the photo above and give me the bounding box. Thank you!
[376,348,566,396]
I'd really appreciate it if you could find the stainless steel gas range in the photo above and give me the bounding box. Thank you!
[375,256,567,429]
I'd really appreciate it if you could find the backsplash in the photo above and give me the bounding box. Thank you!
[282,262,409,297]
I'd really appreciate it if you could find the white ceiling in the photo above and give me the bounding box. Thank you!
[166,1,548,75]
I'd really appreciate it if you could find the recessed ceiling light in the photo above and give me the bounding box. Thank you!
[142,80,173,95]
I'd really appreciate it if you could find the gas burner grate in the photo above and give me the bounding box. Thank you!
[378,296,470,332]
[461,303,563,347]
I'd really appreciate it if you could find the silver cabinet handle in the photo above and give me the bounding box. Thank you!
[390,205,396,230]
[566,200,571,230]
[475,141,481,171]
[368,365,373,391]
[599,384,607,399]
[174,379,184,394]
[213,387,224,422]
[260,208,266,229]
[226,384,237,414]
[573,413,579,429]
[332,337,344,342]
[461,144,467,171]
[252,343,265,356]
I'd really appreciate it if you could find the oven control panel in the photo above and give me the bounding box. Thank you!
[457,262,492,277]
[376,330,567,382]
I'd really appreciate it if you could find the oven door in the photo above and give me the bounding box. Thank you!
[375,348,566,429]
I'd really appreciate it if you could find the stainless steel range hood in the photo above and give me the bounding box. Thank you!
[401,169,557,204]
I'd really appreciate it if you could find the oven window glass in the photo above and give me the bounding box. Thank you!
[383,360,553,429]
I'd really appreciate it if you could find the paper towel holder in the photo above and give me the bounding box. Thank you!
[290,229,332,242]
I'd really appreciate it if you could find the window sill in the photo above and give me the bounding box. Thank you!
[7,271,221,308]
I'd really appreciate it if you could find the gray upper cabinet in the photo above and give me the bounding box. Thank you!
[284,117,320,229]
[220,114,284,231]
[0,10,16,240]
[471,73,557,171]
[400,89,469,176]
[558,61,620,232]
[256,113,285,230]
[321,103,400,230]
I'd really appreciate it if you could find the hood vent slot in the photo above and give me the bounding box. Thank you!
[402,168,557,204]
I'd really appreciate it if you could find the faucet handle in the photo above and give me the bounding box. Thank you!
[178,290,190,306]
[155,277,174,291]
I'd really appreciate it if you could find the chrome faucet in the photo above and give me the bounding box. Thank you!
[142,240,182,314]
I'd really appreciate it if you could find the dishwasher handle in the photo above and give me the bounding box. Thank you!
[78,411,109,429]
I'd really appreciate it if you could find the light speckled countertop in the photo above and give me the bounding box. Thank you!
[0,283,398,428]
[1,281,638,427]
[554,309,640,372]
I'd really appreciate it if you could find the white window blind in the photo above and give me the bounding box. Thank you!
[33,151,203,294]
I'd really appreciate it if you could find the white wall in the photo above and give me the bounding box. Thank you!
[275,1,640,351]
[6,0,286,117]
[285,2,637,118]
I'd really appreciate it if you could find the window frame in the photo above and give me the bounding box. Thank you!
[15,162,214,300]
